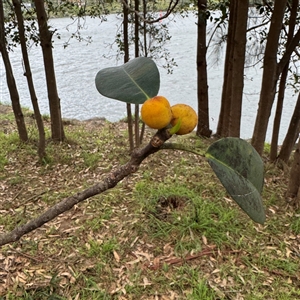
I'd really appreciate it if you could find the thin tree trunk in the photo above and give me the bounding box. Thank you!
[13,0,46,159]
[270,68,288,160]
[139,0,148,144]
[270,0,298,161]
[286,139,300,207]
[278,93,300,163]
[196,0,212,137]
[217,0,248,138]
[134,0,140,147]
[123,0,134,151]
[229,0,248,137]
[0,0,28,141]
[34,0,64,142]
[216,1,235,137]
[252,0,288,155]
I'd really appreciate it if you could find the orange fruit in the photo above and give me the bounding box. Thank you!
[141,96,172,129]
[170,104,198,135]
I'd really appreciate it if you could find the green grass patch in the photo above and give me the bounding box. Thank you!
[0,109,299,299]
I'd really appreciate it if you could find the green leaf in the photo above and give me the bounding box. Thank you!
[95,57,160,104]
[205,137,265,224]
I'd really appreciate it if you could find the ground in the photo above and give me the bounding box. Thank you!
[0,104,300,300]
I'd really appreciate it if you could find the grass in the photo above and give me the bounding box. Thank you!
[0,107,299,299]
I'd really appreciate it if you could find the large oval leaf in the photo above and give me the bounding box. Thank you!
[95,57,160,104]
[205,138,265,224]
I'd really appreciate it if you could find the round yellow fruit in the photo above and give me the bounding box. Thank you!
[141,96,172,129]
[170,104,198,135]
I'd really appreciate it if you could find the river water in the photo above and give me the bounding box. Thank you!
[0,13,297,142]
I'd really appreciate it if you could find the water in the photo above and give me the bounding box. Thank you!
[0,13,297,143]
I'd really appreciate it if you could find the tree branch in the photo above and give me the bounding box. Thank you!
[277,27,300,76]
[0,129,173,247]
[120,0,180,24]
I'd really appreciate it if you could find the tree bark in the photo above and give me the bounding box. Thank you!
[34,0,65,142]
[270,68,288,161]
[0,0,28,141]
[0,128,173,247]
[217,0,235,137]
[196,0,212,137]
[12,0,46,158]
[278,92,300,163]
[123,0,134,151]
[286,139,300,207]
[228,0,248,137]
[270,0,298,161]
[217,0,248,137]
[134,0,140,147]
[251,0,288,155]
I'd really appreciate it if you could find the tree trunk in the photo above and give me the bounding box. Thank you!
[34,0,64,142]
[134,0,140,147]
[216,0,235,137]
[123,0,134,151]
[196,0,212,137]
[217,0,248,138]
[278,92,300,163]
[0,0,28,141]
[270,69,287,161]
[286,139,300,207]
[251,0,288,155]
[13,0,46,159]
[270,0,298,161]
[228,0,248,137]
[139,0,148,145]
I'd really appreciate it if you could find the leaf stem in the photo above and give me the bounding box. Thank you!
[161,142,206,157]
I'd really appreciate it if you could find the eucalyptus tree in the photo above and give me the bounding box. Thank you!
[34,0,65,141]
[216,0,249,138]
[0,0,28,141]
[251,0,300,155]
[208,0,300,159]
[269,0,299,161]
[196,0,212,137]
[248,0,300,161]
[271,0,300,162]
[12,0,46,158]
[2,0,65,143]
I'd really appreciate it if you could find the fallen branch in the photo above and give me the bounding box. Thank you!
[0,129,172,247]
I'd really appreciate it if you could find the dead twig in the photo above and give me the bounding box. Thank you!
[147,247,241,270]
[7,245,43,263]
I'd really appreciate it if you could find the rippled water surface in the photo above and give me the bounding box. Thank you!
[0,13,296,142]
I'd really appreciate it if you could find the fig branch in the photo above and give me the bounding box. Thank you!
[0,129,173,247]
